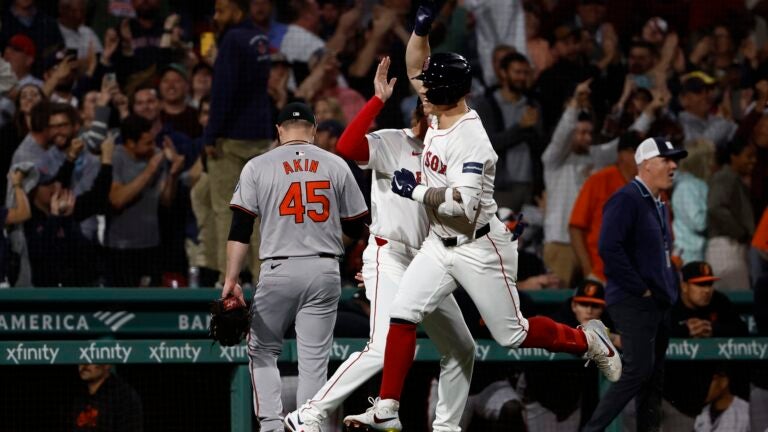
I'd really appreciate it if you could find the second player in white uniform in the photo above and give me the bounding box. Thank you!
[345,2,622,430]
[284,57,475,432]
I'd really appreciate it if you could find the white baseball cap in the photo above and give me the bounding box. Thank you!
[634,137,688,165]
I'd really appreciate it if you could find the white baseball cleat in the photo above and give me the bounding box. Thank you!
[284,408,322,432]
[582,319,622,382]
[343,397,402,431]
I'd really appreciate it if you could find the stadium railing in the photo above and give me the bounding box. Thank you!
[0,288,762,432]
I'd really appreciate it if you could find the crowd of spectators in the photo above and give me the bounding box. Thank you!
[0,0,766,292]
[0,1,767,430]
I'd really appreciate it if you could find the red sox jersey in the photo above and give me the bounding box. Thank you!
[230,143,368,259]
[360,129,429,248]
[421,110,499,238]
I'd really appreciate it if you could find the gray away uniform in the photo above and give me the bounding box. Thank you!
[230,143,368,431]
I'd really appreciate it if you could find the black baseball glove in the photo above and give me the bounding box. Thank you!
[209,297,250,346]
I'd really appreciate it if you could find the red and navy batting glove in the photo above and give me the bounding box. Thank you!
[511,213,527,241]
[391,168,418,199]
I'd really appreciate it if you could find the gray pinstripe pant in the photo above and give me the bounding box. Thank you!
[247,256,340,431]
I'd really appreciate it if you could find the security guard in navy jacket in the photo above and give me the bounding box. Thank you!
[584,137,687,432]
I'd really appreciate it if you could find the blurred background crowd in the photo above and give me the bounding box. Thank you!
[0,0,766,430]
[0,0,767,293]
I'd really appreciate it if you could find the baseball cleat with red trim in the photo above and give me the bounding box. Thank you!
[582,319,622,382]
[343,397,401,431]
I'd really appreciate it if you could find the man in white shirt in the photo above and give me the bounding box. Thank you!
[57,0,103,59]
[542,80,616,288]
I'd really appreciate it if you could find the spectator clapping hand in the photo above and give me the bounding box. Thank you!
[371,5,398,39]
[97,74,118,107]
[162,136,185,176]
[689,35,713,67]
[569,78,592,109]
[66,138,85,162]
[161,14,183,48]
[101,28,119,66]
[147,151,165,175]
[686,317,713,338]
[597,23,619,70]
[120,19,134,56]
[519,106,539,129]
[113,91,130,119]
[51,188,76,217]
[645,87,670,116]
[337,1,363,38]
[101,133,116,165]
[740,35,759,69]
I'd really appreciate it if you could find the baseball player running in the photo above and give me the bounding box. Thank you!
[284,57,475,432]
[222,102,368,432]
[344,2,622,430]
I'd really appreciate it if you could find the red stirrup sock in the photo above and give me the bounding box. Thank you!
[520,316,588,355]
[379,320,417,401]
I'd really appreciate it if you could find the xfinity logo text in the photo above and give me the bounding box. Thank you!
[717,339,767,360]
[6,343,59,364]
[219,345,248,362]
[149,342,201,363]
[666,340,700,359]
[79,342,132,364]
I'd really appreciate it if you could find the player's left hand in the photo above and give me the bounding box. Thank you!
[373,56,397,103]
[414,0,446,36]
[391,168,417,199]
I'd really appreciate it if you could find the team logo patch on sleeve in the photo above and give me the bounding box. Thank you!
[462,162,483,174]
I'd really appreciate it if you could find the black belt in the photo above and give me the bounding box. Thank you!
[440,224,491,247]
[265,253,340,261]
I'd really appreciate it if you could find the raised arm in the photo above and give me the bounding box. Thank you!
[4,171,31,225]
[336,57,397,163]
[406,1,444,94]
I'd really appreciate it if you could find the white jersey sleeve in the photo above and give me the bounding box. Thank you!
[445,120,498,191]
[360,129,411,174]
[360,128,429,247]
[421,111,498,238]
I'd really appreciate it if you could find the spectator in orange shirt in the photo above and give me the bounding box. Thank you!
[753,207,768,289]
[754,208,768,253]
[569,132,640,283]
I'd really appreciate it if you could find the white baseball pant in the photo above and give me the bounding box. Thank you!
[305,235,476,432]
[390,217,530,348]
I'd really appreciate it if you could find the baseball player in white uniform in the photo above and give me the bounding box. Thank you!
[284,57,475,432]
[345,2,622,430]
[222,102,369,432]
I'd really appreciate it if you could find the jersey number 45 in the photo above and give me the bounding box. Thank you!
[279,181,330,223]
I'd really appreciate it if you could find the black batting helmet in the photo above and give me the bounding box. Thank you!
[414,52,472,106]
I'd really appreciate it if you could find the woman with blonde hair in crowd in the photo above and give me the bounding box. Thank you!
[313,96,347,125]
[672,138,715,264]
